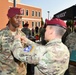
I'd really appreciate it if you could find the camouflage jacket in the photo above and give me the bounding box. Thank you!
[0,26,26,75]
[65,32,76,53]
[11,39,70,75]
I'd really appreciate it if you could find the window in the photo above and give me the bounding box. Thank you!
[32,11,34,16]
[26,10,28,16]
[35,11,37,16]
[35,22,37,26]
[38,12,40,17]
[38,22,40,27]
[32,22,34,27]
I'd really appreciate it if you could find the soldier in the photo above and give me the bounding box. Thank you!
[0,7,27,75]
[11,18,70,75]
[65,22,76,75]
[39,24,47,45]
[21,21,31,39]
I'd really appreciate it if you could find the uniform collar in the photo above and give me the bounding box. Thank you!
[46,39,62,45]
[5,26,19,36]
[6,26,19,32]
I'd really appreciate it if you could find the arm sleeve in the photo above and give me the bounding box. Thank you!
[0,31,2,51]
[11,39,46,65]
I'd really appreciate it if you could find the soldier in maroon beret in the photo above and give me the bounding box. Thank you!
[0,7,27,75]
[12,18,70,75]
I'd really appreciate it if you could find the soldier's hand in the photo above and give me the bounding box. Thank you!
[15,34,28,44]
[21,36,28,44]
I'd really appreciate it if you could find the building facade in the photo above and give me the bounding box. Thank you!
[0,0,42,29]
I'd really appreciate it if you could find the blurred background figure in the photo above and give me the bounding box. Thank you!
[35,25,39,34]
[65,22,76,75]
[31,26,35,37]
[39,23,47,45]
[31,26,36,42]
[35,25,40,41]
[21,21,31,39]
[62,25,72,44]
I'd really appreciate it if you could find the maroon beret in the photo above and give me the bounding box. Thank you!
[7,7,23,18]
[45,18,67,29]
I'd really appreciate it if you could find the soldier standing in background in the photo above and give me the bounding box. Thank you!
[31,26,35,38]
[39,24,47,45]
[35,25,39,34]
[35,25,40,40]
[65,23,76,75]
[11,18,70,75]
[0,7,27,75]
[21,22,31,39]
[62,25,72,44]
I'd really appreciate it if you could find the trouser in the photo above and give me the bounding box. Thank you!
[27,64,35,75]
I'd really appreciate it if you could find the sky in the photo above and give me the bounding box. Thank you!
[21,0,76,21]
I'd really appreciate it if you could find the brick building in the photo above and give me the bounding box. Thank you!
[0,0,42,29]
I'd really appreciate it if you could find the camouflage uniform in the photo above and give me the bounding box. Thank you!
[11,39,70,75]
[0,26,27,75]
[65,32,76,52]
[65,31,76,75]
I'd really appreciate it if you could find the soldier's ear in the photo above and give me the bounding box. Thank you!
[49,29,53,35]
